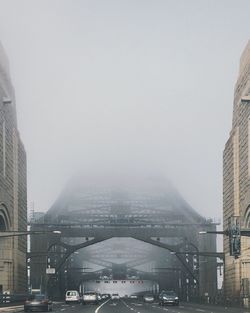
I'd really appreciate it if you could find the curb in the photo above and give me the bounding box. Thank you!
[0,305,23,312]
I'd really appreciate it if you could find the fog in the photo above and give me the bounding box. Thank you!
[0,0,249,220]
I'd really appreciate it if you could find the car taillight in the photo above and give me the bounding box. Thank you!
[42,300,48,304]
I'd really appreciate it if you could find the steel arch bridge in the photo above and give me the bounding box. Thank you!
[29,175,218,300]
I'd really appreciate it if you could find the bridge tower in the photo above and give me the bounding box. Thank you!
[0,42,27,293]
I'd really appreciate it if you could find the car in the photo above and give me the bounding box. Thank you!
[111,293,120,300]
[82,291,99,305]
[65,290,81,304]
[101,294,111,300]
[129,294,138,299]
[143,294,154,303]
[159,290,179,306]
[24,294,53,312]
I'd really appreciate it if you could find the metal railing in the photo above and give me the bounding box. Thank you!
[0,294,28,307]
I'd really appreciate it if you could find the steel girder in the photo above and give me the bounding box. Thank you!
[47,234,196,281]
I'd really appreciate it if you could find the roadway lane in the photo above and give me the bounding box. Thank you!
[19,299,250,313]
[121,299,250,313]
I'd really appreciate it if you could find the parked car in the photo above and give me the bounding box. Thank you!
[24,294,53,312]
[111,293,120,300]
[159,290,179,306]
[129,294,138,299]
[65,290,81,304]
[143,294,154,303]
[82,291,99,305]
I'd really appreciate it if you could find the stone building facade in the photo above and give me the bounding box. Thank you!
[0,42,27,293]
[223,41,250,303]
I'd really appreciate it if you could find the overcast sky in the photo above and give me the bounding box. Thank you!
[0,0,249,220]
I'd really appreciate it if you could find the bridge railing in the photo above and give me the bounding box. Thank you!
[0,294,28,307]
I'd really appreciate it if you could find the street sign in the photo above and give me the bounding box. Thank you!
[46,268,55,274]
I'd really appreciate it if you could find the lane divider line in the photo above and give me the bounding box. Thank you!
[95,298,111,313]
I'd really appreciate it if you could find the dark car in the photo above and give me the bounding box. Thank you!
[159,290,179,306]
[24,294,53,312]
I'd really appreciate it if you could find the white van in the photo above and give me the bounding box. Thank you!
[65,290,81,304]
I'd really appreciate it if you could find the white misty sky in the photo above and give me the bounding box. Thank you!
[0,0,249,220]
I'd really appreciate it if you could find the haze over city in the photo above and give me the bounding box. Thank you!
[0,0,249,219]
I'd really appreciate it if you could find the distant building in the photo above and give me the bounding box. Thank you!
[223,41,250,303]
[0,42,27,293]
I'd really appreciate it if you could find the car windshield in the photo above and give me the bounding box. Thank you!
[28,294,46,301]
[163,291,176,296]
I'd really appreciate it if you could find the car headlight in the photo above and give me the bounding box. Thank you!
[163,296,167,300]
[175,297,179,300]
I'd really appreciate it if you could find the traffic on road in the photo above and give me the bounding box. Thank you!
[18,297,250,313]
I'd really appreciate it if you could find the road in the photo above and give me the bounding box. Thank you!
[16,299,250,313]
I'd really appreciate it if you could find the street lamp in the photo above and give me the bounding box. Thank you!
[199,230,225,235]
[0,230,61,238]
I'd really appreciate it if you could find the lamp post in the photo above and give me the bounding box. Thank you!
[0,230,61,238]
[170,240,200,301]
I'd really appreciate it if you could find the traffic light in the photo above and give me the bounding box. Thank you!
[228,216,241,258]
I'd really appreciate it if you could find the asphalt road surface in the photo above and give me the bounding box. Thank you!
[19,299,250,313]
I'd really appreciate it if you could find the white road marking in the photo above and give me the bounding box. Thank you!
[95,298,111,313]
[0,308,23,313]
[121,299,140,311]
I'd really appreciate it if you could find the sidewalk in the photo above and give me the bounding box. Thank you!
[0,305,23,312]
[185,302,250,312]
[0,301,63,312]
